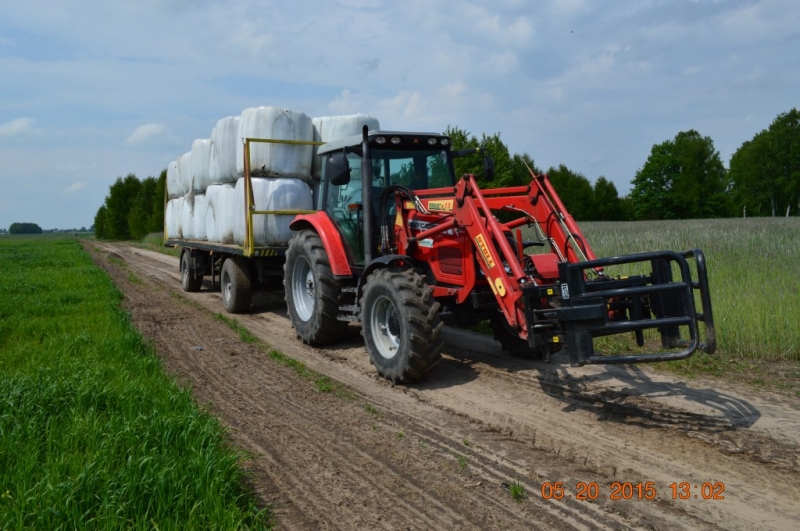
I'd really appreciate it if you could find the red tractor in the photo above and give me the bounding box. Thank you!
[283,127,716,383]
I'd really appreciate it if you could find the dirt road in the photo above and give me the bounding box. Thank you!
[85,241,800,530]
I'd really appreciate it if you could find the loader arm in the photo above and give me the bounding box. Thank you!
[392,171,716,366]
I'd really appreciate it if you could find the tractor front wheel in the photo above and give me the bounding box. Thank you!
[361,268,442,383]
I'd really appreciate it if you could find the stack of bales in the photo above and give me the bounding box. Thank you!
[164,107,379,246]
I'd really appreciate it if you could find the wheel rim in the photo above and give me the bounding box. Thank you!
[222,270,232,305]
[370,294,401,360]
[292,256,315,322]
[182,255,189,283]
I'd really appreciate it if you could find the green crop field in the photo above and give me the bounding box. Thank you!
[0,236,268,530]
[578,218,800,362]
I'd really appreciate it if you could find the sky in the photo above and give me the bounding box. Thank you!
[1,0,798,230]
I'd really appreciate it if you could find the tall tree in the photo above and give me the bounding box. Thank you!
[729,109,800,217]
[631,130,728,220]
[444,126,539,188]
[592,177,624,221]
[102,174,142,239]
[546,165,596,221]
[94,206,108,239]
[128,176,158,240]
[149,169,167,233]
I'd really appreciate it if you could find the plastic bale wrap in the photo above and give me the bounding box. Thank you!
[166,197,184,239]
[166,160,185,199]
[205,185,220,243]
[236,107,314,180]
[193,193,209,240]
[191,139,213,193]
[177,151,193,195]
[311,114,380,180]
[181,194,196,240]
[209,116,240,186]
[209,183,237,244]
[233,177,313,246]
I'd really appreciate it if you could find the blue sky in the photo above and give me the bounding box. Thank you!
[1,0,798,230]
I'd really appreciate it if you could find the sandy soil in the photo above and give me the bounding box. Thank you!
[85,241,800,530]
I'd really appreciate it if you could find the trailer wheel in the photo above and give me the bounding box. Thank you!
[181,250,203,292]
[361,268,442,383]
[489,316,558,360]
[221,256,252,313]
[284,230,348,345]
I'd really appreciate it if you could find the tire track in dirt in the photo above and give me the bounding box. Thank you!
[88,242,800,530]
[85,243,592,530]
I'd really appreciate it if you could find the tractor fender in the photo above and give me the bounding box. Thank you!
[290,212,352,277]
[357,254,415,301]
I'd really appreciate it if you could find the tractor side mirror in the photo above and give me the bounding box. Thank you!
[326,152,351,186]
[483,154,495,182]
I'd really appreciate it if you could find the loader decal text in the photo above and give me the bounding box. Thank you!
[474,234,496,270]
[428,200,454,212]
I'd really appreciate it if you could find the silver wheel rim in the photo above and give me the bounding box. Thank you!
[222,270,232,305]
[370,295,400,360]
[292,256,315,322]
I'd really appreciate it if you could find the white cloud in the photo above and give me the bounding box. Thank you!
[63,182,88,195]
[125,123,165,146]
[378,91,426,122]
[0,118,36,138]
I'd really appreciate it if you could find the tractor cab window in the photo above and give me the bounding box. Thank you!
[374,149,453,190]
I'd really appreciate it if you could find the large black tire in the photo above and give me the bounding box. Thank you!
[284,230,349,345]
[221,256,252,313]
[490,315,559,360]
[181,251,203,292]
[361,268,443,383]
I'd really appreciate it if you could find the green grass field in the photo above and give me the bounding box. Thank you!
[0,236,269,529]
[579,218,800,362]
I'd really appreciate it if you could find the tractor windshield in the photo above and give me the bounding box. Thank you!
[370,148,455,191]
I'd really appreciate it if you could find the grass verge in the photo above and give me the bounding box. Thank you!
[0,236,269,529]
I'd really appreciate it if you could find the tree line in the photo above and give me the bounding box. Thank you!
[94,170,166,240]
[93,108,798,241]
[449,107,799,221]
[8,222,43,234]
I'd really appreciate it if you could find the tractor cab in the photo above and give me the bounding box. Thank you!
[317,130,457,266]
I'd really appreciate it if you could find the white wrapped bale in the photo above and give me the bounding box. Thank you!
[205,185,219,243]
[207,183,237,244]
[177,151,193,195]
[181,194,196,240]
[311,114,380,180]
[193,193,209,241]
[191,139,213,192]
[233,177,312,246]
[236,107,314,179]
[209,116,240,186]
[166,160,185,199]
[166,197,184,239]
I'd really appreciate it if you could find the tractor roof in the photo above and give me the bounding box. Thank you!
[317,130,451,155]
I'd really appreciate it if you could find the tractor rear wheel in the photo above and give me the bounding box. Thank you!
[221,256,252,313]
[180,250,203,292]
[361,268,442,383]
[489,315,557,360]
[284,230,348,345]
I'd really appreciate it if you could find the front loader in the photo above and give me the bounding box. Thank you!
[284,127,716,383]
